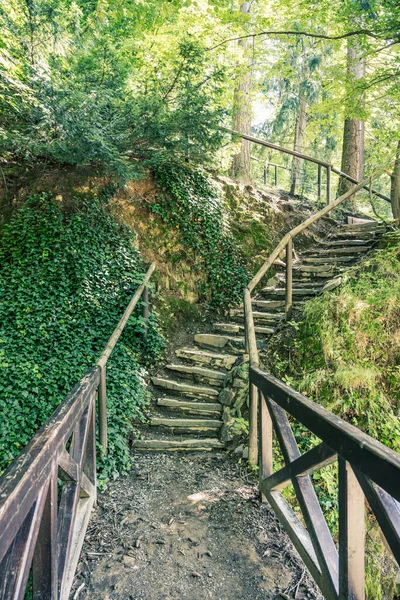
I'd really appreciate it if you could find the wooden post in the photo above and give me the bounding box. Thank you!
[142,286,149,338]
[318,164,322,202]
[98,366,107,453]
[244,289,259,466]
[338,458,365,600]
[263,163,267,186]
[259,392,273,502]
[285,237,293,321]
[275,164,278,187]
[326,165,331,205]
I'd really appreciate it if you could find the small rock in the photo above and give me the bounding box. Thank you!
[123,555,135,566]
[191,571,201,578]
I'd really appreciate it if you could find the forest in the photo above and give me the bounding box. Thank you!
[1,1,400,599]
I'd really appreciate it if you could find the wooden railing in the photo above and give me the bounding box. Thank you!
[0,263,155,600]
[232,129,391,204]
[252,367,400,600]
[242,173,400,597]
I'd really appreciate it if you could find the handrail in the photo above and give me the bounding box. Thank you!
[247,176,376,293]
[252,365,400,600]
[0,368,100,600]
[244,175,387,468]
[97,262,156,451]
[0,262,156,599]
[227,128,391,203]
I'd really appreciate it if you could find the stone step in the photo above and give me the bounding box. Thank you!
[157,397,222,416]
[329,230,383,240]
[276,277,326,289]
[194,333,244,352]
[230,308,282,323]
[150,417,222,432]
[151,377,219,399]
[214,322,274,335]
[261,287,321,298]
[132,438,225,451]
[338,222,383,231]
[303,246,370,256]
[318,238,375,247]
[251,300,285,311]
[302,256,355,265]
[175,347,238,370]
[165,364,226,387]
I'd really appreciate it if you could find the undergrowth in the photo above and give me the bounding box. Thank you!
[151,161,250,307]
[0,193,165,485]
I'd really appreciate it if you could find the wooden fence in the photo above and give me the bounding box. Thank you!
[0,263,155,599]
[253,366,400,600]
[234,129,391,204]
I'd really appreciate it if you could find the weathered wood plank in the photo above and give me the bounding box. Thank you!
[338,458,365,600]
[251,366,400,503]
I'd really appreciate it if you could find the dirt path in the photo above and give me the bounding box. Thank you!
[71,452,322,600]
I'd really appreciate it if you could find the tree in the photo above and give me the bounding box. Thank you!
[230,1,253,182]
[391,141,400,224]
[338,40,366,195]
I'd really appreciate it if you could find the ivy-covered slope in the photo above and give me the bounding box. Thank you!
[0,194,164,484]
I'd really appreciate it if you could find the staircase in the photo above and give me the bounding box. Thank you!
[133,219,386,452]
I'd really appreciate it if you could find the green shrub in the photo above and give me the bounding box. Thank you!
[151,161,250,307]
[0,193,164,483]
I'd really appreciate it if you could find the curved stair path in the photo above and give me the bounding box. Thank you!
[133,219,387,452]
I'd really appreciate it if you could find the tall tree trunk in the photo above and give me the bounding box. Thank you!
[338,43,366,196]
[230,1,253,182]
[290,93,307,195]
[391,140,400,225]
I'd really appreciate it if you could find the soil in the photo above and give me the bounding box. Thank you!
[70,452,322,600]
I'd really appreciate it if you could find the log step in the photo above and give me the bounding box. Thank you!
[165,364,226,387]
[150,417,222,430]
[175,348,238,370]
[151,377,219,398]
[157,397,222,416]
[132,438,225,451]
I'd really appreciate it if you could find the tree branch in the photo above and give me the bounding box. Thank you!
[208,29,381,51]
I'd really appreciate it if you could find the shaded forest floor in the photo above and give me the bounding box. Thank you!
[70,452,322,600]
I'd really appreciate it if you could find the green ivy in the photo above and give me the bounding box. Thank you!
[0,193,165,482]
[151,161,250,307]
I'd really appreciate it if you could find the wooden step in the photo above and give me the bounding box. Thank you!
[175,348,238,370]
[165,364,225,387]
[132,438,225,451]
[150,417,222,431]
[151,377,219,398]
[157,397,222,416]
